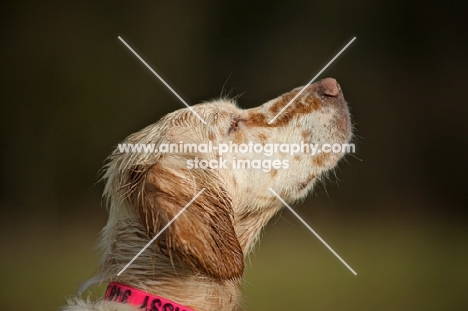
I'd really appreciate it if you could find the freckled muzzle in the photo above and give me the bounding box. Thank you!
[249,78,350,142]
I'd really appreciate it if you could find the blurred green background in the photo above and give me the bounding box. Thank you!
[1,1,467,310]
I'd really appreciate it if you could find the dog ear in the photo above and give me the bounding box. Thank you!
[126,161,244,281]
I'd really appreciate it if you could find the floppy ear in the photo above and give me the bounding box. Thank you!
[126,161,244,281]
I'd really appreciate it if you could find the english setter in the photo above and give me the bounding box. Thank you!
[63,78,352,311]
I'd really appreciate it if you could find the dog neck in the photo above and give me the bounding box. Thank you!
[105,282,195,311]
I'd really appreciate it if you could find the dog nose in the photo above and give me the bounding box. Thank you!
[319,78,340,97]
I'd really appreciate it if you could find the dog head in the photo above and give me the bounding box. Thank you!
[102,78,351,282]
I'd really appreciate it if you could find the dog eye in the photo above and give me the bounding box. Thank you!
[228,117,241,134]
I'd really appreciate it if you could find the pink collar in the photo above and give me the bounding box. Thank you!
[105,282,194,311]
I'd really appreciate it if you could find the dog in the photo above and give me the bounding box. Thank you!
[63,78,352,311]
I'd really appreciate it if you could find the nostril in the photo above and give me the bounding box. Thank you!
[320,78,340,97]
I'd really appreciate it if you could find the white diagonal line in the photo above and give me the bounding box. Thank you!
[268,37,356,124]
[118,36,207,124]
[268,188,357,275]
[117,188,206,276]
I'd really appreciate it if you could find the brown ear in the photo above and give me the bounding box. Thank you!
[127,162,244,281]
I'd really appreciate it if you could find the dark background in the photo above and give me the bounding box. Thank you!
[1,1,467,310]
